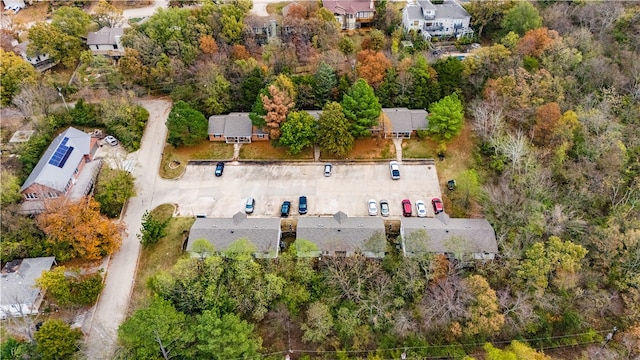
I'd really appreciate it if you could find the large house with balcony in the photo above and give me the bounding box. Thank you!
[322,0,375,30]
[402,0,473,40]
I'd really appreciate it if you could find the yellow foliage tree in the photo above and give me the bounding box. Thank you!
[464,275,505,338]
[37,197,124,260]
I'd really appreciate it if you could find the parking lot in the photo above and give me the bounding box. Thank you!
[160,162,443,218]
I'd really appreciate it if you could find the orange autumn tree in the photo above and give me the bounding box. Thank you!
[517,27,560,58]
[261,85,294,139]
[199,35,219,55]
[356,50,391,88]
[37,197,124,261]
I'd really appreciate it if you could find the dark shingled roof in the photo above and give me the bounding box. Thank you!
[1,257,56,313]
[86,27,124,46]
[208,113,253,137]
[187,213,281,257]
[402,214,498,256]
[297,211,385,255]
[383,108,429,133]
[322,0,374,15]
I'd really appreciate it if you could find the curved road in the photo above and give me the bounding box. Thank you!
[83,99,171,360]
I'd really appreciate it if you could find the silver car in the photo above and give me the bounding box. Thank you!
[368,199,378,216]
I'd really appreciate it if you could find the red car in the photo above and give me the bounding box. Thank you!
[402,199,412,217]
[432,198,444,214]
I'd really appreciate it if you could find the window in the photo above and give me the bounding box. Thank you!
[74,168,79,174]
[113,44,118,50]
[335,251,347,257]
[214,134,222,138]
[25,193,38,199]
[413,20,419,26]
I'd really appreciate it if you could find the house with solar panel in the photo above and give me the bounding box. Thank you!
[20,127,100,207]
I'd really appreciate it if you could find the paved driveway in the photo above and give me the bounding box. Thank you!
[153,162,443,218]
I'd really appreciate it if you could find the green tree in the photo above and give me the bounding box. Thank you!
[149,256,226,315]
[166,101,208,146]
[428,93,464,142]
[516,236,588,295]
[34,320,82,360]
[94,167,135,218]
[464,0,513,38]
[92,0,123,28]
[138,7,199,64]
[317,102,354,158]
[27,22,83,68]
[433,56,464,97]
[279,111,317,155]
[138,210,170,247]
[484,340,551,359]
[239,66,266,111]
[339,37,355,56]
[191,238,214,260]
[314,62,337,106]
[341,79,382,138]
[219,6,245,44]
[463,275,505,338]
[0,170,23,206]
[194,311,262,358]
[409,57,441,109]
[51,6,92,38]
[501,1,542,36]
[118,297,194,359]
[0,49,37,106]
[36,267,104,307]
[197,64,232,115]
[301,302,334,343]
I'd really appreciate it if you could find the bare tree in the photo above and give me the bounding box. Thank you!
[469,97,505,143]
[12,79,60,120]
[495,131,530,174]
[497,288,538,337]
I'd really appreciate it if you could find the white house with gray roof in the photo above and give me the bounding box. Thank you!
[20,127,99,203]
[86,27,125,58]
[401,214,498,260]
[14,40,57,72]
[402,0,472,40]
[382,108,429,138]
[208,113,268,143]
[296,211,387,258]
[187,212,281,258]
[1,257,56,319]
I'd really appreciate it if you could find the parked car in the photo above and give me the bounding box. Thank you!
[215,162,224,177]
[368,199,378,216]
[402,199,412,217]
[298,196,308,215]
[415,200,427,217]
[280,201,291,217]
[245,197,255,214]
[324,163,332,177]
[389,161,400,180]
[104,135,118,146]
[380,200,390,217]
[432,198,444,214]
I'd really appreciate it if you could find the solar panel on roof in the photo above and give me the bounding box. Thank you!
[48,137,74,168]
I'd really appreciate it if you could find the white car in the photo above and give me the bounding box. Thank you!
[415,200,427,217]
[104,135,118,146]
[389,161,400,180]
[367,199,378,216]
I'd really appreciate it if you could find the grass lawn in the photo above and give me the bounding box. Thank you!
[240,141,313,160]
[128,204,194,312]
[336,138,396,160]
[433,124,480,217]
[160,142,234,179]
[402,137,438,159]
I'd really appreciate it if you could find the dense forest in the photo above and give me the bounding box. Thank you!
[1,0,639,358]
